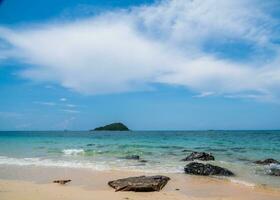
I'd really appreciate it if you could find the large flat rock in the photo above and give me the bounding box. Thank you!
[108,175,170,192]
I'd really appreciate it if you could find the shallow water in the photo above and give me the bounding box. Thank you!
[0,130,280,187]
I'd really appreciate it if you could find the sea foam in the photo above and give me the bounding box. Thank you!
[0,155,183,173]
[0,156,109,171]
[230,178,256,187]
[62,149,85,155]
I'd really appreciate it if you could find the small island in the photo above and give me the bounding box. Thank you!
[92,122,130,131]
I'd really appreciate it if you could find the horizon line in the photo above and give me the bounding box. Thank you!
[0,129,280,132]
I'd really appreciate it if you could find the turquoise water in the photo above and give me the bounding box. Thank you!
[0,131,280,187]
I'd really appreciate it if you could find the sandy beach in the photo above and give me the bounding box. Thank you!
[1,165,280,200]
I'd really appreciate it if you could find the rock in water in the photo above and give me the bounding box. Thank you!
[123,155,140,160]
[182,149,192,152]
[254,158,279,165]
[92,122,129,131]
[53,179,71,185]
[108,175,170,192]
[184,162,234,176]
[181,152,215,161]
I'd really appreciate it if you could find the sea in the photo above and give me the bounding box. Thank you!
[0,130,280,187]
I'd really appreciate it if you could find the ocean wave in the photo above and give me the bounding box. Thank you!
[62,149,85,155]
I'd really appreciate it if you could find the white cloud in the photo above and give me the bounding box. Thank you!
[58,116,76,130]
[194,92,214,98]
[45,85,54,89]
[137,0,275,46]
[34,100,80,109]
[0,0,279,100]
[0,111,22,118]
[65,104,77,108]
[60,98,67,102]
[16,123,32,129]
[61,109,80,114]
[33,101,56,106]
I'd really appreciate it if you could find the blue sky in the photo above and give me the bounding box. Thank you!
[0,0,280,130]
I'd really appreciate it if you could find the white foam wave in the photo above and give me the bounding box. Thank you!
[269,163,280,169]
[0,156,109,171]
[62,149,85,155]
[230,178,256,187]
[0,155,183,173]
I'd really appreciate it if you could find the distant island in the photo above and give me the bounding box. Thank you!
[91,122,130,131]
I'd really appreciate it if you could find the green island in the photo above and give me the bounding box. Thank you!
[92,122,130,131]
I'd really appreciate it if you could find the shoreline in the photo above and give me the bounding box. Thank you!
[1,165,280,200]
[1,131,280,188]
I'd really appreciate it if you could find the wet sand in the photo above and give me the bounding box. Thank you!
[0,165,280,200]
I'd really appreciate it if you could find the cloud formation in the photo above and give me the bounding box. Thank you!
[34,101,57,106]
[0,0,280,100]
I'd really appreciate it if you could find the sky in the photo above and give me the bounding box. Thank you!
[0,0,280,130]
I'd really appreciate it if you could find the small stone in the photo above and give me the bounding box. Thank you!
[123,155,140,160]
[53,179,71,185]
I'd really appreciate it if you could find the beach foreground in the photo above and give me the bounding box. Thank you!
[1,165,280,200]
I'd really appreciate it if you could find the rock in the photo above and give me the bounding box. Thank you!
[182,149,192,152]
[53,179,71,185]
[92,123,130,131]
[181,152,215,161]
[139,159,148,163]
[254,158,279,165]
[86,144,94,146]
[108,175,170,192]
[237,157,251,162]
[268,168,280,176]
[184,162,234,176]
[123,155,140,160]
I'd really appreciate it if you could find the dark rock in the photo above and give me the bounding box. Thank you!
[108,175,170,192]
[92,122,129,131]
[53,179,71,185]
[86,144,94,146]
[139,159,148,163]
[182,149,192,152]
[181,152,215,161]
[184,162,234,176]
[237,157,252,162]
[268,168,280,176]
[123,155,140,160]
[254,158,279,165]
